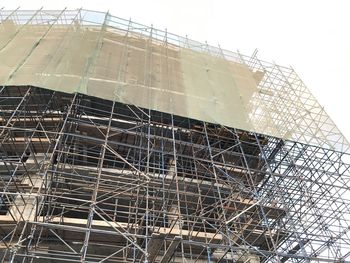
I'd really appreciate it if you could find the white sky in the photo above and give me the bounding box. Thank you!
[2,0,350,142]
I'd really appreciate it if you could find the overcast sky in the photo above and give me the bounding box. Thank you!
[2,0,350,142]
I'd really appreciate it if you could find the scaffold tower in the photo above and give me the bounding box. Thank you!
[0,9,349,263]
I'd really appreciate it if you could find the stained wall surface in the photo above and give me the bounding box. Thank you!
[0,9,348,153]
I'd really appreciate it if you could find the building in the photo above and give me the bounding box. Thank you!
[0,9,349,263]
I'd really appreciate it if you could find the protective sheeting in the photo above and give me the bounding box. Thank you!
[0,9,349,153]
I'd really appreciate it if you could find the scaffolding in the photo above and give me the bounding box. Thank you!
[0,9,350,263]
[0,9,348,153]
